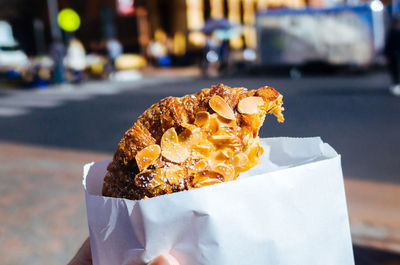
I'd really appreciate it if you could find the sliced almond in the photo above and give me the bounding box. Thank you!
[161,127,178,150]
[193,159,208,172]
[166,165,185,185]
[179,123,200,143]
[233,153,249,167]
[207,115,220,134]
[269,105,285,123]
[242,133,251,148]
[210,135,238,144]
[209,95,236,120]
[135,168,165,189]
[180,122,199,133]
[180,129,202,148]
[194,111,210,127]
[237,96,264,114]
[192,171,222,184]
[218,149,233,160]
[247,145,262,165]
[195,178,223,188]
[135,144,161,171]
[212,163,235,181]
[210,135,236,141]
[188,159,208,176]
[194,143,212,155]
[161,142,190,163]
[258,145,264,157]
[217,115,237,128]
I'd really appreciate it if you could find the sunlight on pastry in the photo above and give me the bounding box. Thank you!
[102,83,284,200]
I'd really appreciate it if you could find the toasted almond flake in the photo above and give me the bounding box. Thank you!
[135,144,161,171]
[222,149,233,159]
[135,168,165,189]
[194,143,212,155]
[180,129,202,148]
[193,159,208,171]
[270,106,285,123]
[242,133,251,147]
[247,145,261,164]
[233,153,249,167]
[180,122,199,133]
[161,127,178,149]
[207,115,220,134]
[166,165,184,185]
[258,145,264,157]
[217,115,237,128]
[195,178,222,188]
[195,144,212,151]
[216,149,233,160]
[211,163,235,181]
[210,135,237,143]
[161,142,190,163]
[192,171,221,184]
[194,111,210,127]
[237,96,264,114]
[266,94,284,122]
[209,95,235,120]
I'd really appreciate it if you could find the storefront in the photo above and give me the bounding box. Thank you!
[145,0,309,55]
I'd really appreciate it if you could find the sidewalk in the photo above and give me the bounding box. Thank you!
[1,141,400,264]
[140,65,201,78]
[0,142,110,265]
[346,179,400,253]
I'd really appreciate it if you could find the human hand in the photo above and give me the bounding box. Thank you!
[68,237,180,265]
[68,238,92,265]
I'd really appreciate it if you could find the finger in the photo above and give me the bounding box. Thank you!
[68,237,92,265]
[147,254,180,265]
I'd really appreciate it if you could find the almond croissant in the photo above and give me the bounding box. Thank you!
[102,83,284,200]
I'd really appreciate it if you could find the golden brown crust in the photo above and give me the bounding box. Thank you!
[102,83,283,200]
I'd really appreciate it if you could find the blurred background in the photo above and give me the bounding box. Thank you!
[0,0,399,264]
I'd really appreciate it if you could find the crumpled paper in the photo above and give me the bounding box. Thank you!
[83,137,354,265]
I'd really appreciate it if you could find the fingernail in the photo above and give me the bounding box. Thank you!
[148,254,180,265]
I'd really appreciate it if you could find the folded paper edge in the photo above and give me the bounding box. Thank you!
[83,161,95,189]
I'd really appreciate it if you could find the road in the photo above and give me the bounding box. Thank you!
[0,71,399,183]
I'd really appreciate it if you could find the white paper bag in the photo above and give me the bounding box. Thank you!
[83,137,354,265]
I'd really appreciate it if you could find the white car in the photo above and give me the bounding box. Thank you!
[0,21,29,69]
[0,45,29,68]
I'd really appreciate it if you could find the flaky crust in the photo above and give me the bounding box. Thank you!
[102,83,282,200]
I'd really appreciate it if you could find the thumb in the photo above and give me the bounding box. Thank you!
[147,254,180,265]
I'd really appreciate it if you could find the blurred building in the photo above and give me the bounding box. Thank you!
[144,0,331,56]
[0,0,146,55]
[0,0,388,60]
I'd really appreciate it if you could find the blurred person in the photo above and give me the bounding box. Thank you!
[65,38,86,83]
[201,32,221,77]
[218,38,230,73]
[68,237,180,265]
[147,29,171,67]
[385,16,400,96]
[106,37,123,72]
[49,38,66,84]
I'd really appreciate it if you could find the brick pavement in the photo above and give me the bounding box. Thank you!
[0,142,110,265]
[346,179,400,253]
[1,141,400,264]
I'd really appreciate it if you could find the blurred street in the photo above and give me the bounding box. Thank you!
[0,69,400,264]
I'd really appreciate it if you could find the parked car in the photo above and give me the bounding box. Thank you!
[0,21,28,70]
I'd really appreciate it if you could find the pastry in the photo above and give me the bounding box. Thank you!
[102,83,284,200]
